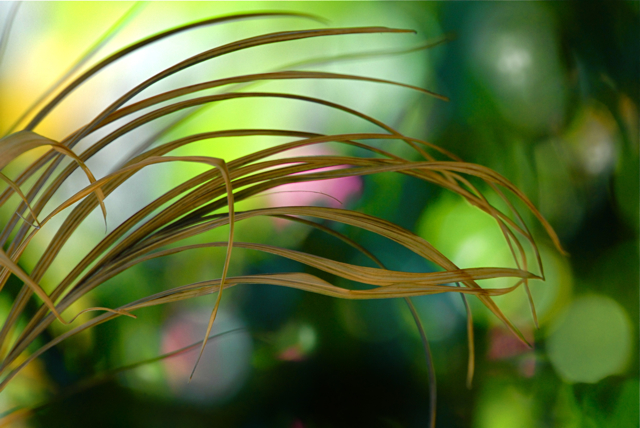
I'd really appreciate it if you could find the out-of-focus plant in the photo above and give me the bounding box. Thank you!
[0,5,563,426]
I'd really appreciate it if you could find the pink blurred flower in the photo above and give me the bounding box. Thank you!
[487,326,532,360]
[265,146,362,221]
[160,311,252,403]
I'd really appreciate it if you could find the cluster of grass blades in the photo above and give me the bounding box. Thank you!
[0,5,565,427]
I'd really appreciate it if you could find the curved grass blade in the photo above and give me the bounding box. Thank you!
[0,249,67,324]
[270,215,437,428]
[283,33,453,70]
[457,282,475,389]
[251,189,344,206]
[0,29,427,275]
[0,80,447,262]
[405,298,436,428]
[95,241,538,289]
[102,70,449,125]
[2,94,450,293]
[0,271,527,392]
[23,11,325,132]
[0,13,328,252]
[0,172,40,230]
[0,13,329,246]
[3,2,148,136]
[1,98,556,382]
[0,154,235,367]
[0,154,536,372]
[57,27,415,149]
[0,130,107,226]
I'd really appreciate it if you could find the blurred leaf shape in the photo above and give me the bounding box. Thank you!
[466,2,567,135]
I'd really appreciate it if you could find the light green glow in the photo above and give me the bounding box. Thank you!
[298,323,317,353]
[547,294,633,383]
[416,192,571,324]
[475,382,534,428]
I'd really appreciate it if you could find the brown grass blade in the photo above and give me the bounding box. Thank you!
[405,298,437,428]
[56,27,415,150]
[104,241,538,288]
[0,268,529,392]
[0,13,566,417]
[0,131,107,225]
[79,192,532,341]
[0,249,67,324]
[3,1,148,136]
[23,11,326,131]
[102,70,448,124]
[281,34,453,71]
[0,172,40,230]
[0,154,233,365]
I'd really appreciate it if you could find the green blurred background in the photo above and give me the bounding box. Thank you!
[0,2,638,427]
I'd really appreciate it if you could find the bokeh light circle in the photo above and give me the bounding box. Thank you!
[546,294,633,383]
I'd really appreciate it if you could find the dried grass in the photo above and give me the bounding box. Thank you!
[0,8,563,426]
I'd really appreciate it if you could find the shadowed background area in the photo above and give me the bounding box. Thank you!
[0,2,637,427]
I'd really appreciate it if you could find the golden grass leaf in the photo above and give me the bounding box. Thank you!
[23,12,325,131]
[0,172,40,229]
[60,27,415,151]
[3,1,148,136]
[0,15,566,423]
[135,241,539,287]
[0,131,107,225]
[101,70,447,127]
